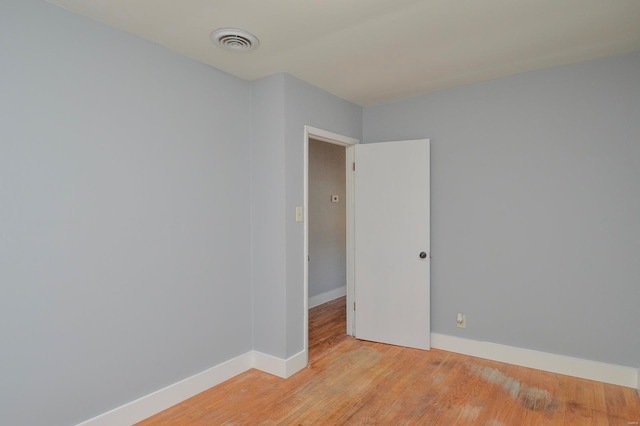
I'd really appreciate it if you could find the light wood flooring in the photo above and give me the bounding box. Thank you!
[139,297,640,425]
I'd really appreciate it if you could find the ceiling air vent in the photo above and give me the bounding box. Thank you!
[210,28,260,52]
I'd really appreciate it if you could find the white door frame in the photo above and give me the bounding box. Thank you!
[303,126,359,358]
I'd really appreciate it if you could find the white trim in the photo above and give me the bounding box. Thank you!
[77,349,310,426]
[252,349,307,379]
[308,286,347,309]
[77,352,253,426]
[431,333,639,389]
[304,126,359,146]
[77,335,639,425]
[345,145,355,337]
[303,128,310,362]
[285,349,309,378]
[303,125,359,352]
[252,350,286,378]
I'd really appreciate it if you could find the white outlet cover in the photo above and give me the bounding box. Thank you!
[456,313,466,328]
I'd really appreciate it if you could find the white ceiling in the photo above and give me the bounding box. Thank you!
[46,0,640,106]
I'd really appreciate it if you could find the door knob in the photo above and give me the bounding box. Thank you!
[419,251,428,259]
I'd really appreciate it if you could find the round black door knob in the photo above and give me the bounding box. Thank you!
[419,252,427,259]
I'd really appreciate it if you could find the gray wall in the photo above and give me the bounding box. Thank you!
[250,75,361,359]
[4,1,636,424]
[364,52,640,368]
[283,74,362,357]
[251,74,287,357]
[308,140,347,298]
[0,1,252,425]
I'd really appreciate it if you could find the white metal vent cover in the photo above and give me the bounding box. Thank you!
[210,28,260,52]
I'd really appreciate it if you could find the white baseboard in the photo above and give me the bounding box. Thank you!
[75,332,639,426]
[285,349,309,378]
[431,333,639,389]
[308,286,346,309]
[77,352,253,426]
[77,349,309,426]
[253,349,308,379]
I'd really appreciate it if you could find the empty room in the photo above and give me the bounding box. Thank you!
[1,1,639,425]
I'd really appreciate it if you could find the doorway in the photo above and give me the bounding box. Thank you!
[303,126,358,363]
[303,129,431,365]
[308,139,346,308]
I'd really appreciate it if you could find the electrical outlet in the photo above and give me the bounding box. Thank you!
[456,313,466,328]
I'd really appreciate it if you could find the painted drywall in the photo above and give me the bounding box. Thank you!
[283,74,362,357]
[11,1,638,424]
[249,74,361,360]
[251,75,287,358]
[0,1,252,425]
[363,52,640,369]
[308,139,347,299]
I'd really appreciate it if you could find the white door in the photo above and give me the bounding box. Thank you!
[354,139,430,350]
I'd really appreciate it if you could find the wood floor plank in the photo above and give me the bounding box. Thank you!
[138,296,640,425]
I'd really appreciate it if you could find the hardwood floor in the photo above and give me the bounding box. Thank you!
[139,297,640,425]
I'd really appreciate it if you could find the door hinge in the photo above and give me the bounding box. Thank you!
[352,162,356,171]
[353,302,356,311]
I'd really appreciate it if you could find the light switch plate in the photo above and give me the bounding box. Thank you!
[295,207,303,222]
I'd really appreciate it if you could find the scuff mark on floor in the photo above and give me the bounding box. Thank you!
[486,420,506,426]
[467,364,555,413]
[432,373,446,385]
[459,404,482,421]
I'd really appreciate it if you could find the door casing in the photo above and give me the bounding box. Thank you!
[303,126,358,362]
